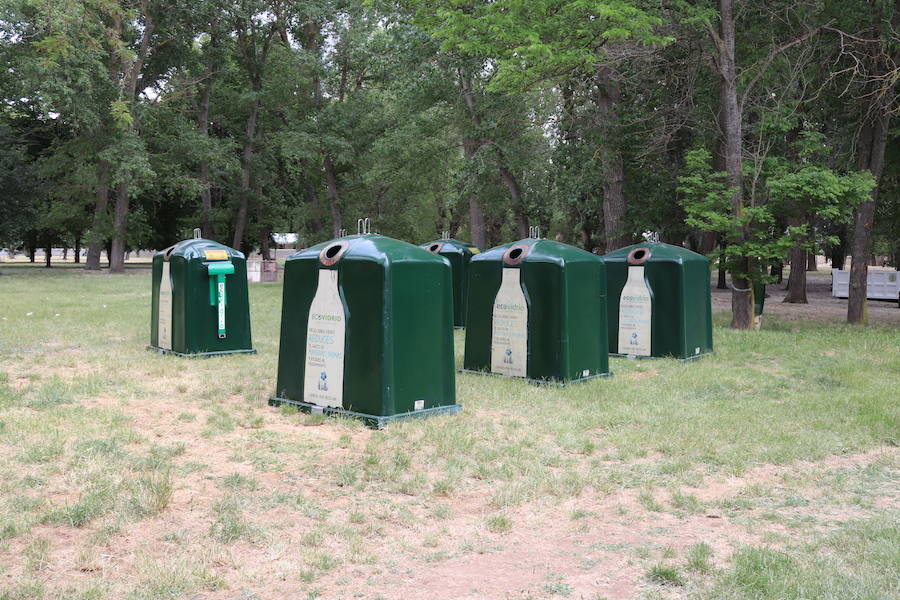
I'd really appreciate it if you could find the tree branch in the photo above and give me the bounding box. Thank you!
[739,22,831,111]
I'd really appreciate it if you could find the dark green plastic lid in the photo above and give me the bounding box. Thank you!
[472,238,600,266]
[288,234,447,267]
[156,238,244,262]
[602,242,707,265]
[420,239,481,257]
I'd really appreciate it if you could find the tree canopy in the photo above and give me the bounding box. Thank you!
[1,0,896,325]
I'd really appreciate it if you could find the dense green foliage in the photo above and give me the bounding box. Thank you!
[0,0,896,278]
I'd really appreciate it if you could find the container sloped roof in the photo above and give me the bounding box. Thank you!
[472,238,602,266]
[601,242,708,265]
[288,234,447,267]
[420,238,480,255]
[155,238,244,260]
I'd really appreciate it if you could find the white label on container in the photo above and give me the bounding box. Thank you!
[158,261,173,350]
[618,266,651,356]
[304,270,346,409]
[491,268,528,377]
[414,400,424,411]
[217,281,226,333]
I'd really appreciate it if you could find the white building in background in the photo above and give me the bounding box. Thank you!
[272,233,298,246]
[832,269,900,302]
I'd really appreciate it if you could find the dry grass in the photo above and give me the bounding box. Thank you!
[0,266,897,599]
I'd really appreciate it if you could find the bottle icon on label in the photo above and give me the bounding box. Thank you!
[631,331,638,345]
[504,348,513,364]
[318,371,328,391]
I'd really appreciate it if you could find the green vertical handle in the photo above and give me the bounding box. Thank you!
[207,261,235,339]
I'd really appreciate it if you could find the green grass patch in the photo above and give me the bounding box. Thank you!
[701,514,899,599]
[0,268,897,595]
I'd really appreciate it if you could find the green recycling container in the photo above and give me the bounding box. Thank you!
[602,242,713,360]
[463,238,610,384]
[149,235,254,357]
[269,233,461,428]
[420,238,481,328]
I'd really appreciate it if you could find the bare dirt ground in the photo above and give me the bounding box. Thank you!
[2,365,895,599]
[711,269,900,325]
[1,268,897,600]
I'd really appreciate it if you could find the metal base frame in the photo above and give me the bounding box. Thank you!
[268,397,463,429]
[147,345,257,358]
[610,351,712,363]
[459,368,612,387]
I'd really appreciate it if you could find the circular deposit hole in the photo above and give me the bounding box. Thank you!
[503,244,530,265]
[319,241,350,266]
[626,247,651,265]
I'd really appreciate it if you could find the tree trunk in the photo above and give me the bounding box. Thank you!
[462,136,485,248]
[109,181,130,273]
[697,231,718,255]
[830,248,845,269]
[74,235,81,264]
[323,154,343,237]
[303,23,342,238]
[301,171,324,238]
[595,68,628,252]
[718,0,752,329]
[232,91,261,251]
[198,69,214,238]
[581,222,595,252]
[497,165,528,238]
[459,70,527,239]
[784,222,807,303]
[600,150,627,252]
[44,240,51,268]
[770,261,782,284]
[848,110,889,324]
[830,226,847,269]
[806,249,817,271]
[85,160,110,270]
[106,11,154,274]
[256,197,271,260]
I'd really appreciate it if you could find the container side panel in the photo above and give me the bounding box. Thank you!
[447,253,464,327]
[605,261,627,354]
[150,256,161,348]
[340,260,386,415]
[458,253,469,328]
[647,263,681,358]
[683,259,714,356]
[565,261,609,377]
[389,261,455,414]
[184,257,253,354]
[521,262,563,380]
[463,261,501,371]
[171,258,188,354]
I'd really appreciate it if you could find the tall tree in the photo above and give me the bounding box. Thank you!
[230,0,283,251]
[827,1,899,323]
